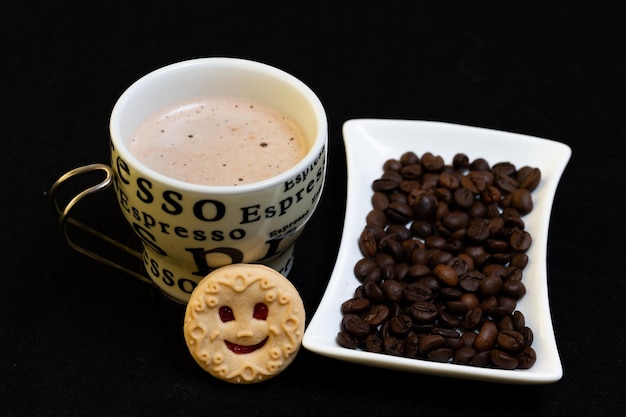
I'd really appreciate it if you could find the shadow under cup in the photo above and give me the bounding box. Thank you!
[109,58,328,303]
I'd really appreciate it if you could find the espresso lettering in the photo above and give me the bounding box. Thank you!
[162,190,183,215]
[259,237,284,260]
[178,278,197,294]
[132,223,166,255]
[162,268,175,286]
[136,177,154,203]
[142,212,156,229]
[116,156,131,185]
[229,229,246,240]
[118,187,129,212]
[193,199,226,222]
[193,230,206,241]
[159,222,170,234]
[174,226,188,238]
[240,204,261,224]
[279,197,293,216]
[185,247,245,276]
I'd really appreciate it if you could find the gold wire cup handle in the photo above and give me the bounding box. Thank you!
[48,163,155,287]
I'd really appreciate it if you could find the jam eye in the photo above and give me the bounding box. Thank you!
[219,306,235,322]
[253,303,268,320]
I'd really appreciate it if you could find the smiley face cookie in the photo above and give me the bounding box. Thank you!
[183,264,306,383]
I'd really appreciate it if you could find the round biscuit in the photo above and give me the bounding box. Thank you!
[183,263,305,383]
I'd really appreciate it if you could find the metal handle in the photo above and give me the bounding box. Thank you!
[49,163,155,287]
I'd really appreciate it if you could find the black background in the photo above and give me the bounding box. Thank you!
[2,2,625,416]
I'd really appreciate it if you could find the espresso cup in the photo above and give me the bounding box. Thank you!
[54,58,327,303]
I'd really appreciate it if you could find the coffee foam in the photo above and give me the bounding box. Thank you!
[129,96,308,186]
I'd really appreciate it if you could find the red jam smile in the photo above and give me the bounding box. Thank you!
[225,337,269,354]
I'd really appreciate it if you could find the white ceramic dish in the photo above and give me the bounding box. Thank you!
[302,119,571,384]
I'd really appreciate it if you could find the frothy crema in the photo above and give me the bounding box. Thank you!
[128,96,308,186]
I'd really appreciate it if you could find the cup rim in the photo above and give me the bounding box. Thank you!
[109,57,327,194]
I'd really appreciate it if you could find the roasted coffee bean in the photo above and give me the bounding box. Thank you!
[359,229,378,258]
[412,192,438,220]
[371,191,390,211]
[401,164,423,179]
[490,349,519,369]
[428,249,453,268]
[363,281,385,304]
[362,266,382,284]
[387,224,412,241]
[502,279,526,298]
[386,201,414,224]
[428,348,453,362]
[400,151,420,165]
[372,178,399,192]
[382,170,404,184]
[452,153,470,169]
[498,330,525,352]
[365,334,384,353]
[495,174,519,193]
[389,314,413,335]
[439,310,461,328]
[522,326,534,345]
[395,262,410,280]
[440,287,462,300]
[342,314,370,338]
[439,172,460,190]
[379,235,404,261]
[381,279,404,303]
[446,300,469,315]
[366,209,388,227]
[403,282,433,302]
[460,293,479,309]
[421,152,444,172]
[510,188,533,215]
[460,330,478,347]
[512,310,526,331]
[498,315,514,331]
[383,335,405,356]
[453,346,477,364]
[452,187,474,208]
[410,219,435,238]
[337,331,361,349]
[354,258,378,282]
[479,275,502,297]
[445,336,465,350]
[462,306,484,330]
[510,229,532,252]
[474,320,498,351]
[419,334,445,354]
[481,185,502,204]
[383,158,402,172]
[360,304,391,326]
[459,273,482,292]
[341,298,370,314]
[517,346,537,369]
[466,217,490,242]
[443,210,469,231]
[496,296,517,316]
[510,253,529,270]
[516,166,541,191]
[404,332,420,357]
[433,264,459,287]
[375,252,395,268]
[410,301,439,323]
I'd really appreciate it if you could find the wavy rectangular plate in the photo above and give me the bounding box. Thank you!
[302,119,571,384]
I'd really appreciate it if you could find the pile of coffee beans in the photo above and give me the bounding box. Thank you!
[337,151,541,370]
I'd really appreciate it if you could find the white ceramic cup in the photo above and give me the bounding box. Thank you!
[102,57,327,303]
